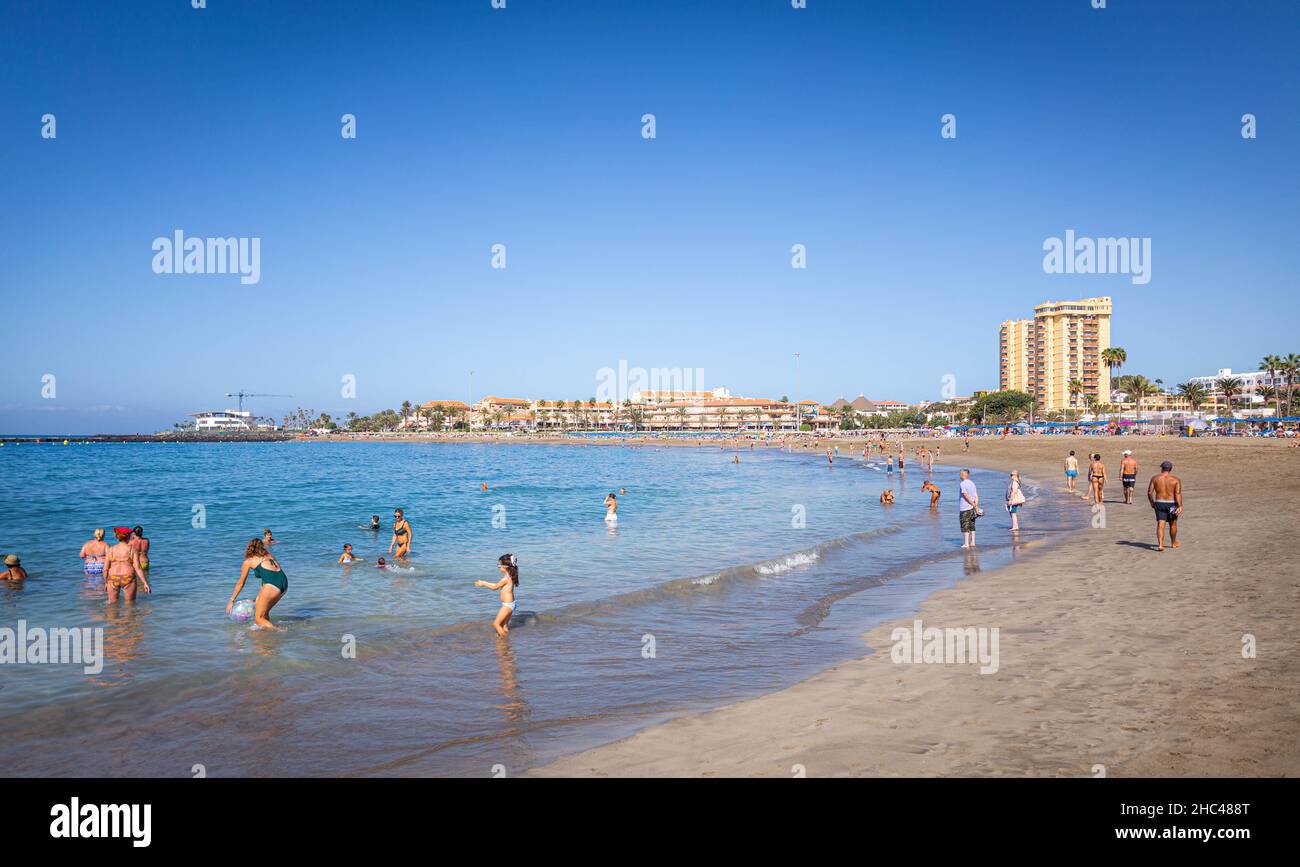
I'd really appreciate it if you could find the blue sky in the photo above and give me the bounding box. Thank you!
[1,0,1297,433]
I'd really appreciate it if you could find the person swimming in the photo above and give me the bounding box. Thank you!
[263,528,277,545]
[1,554,29,581]
[389,509,412,559]
[474,553,519,637]
[79,528,108,575]
[228,538,286,629]
[603,493,618,525]
[337,543,361,564]
[880,489,895,504]
[369,515,381,531]
[376,557,387,568]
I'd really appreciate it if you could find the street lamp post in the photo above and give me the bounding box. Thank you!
[794,352,801,433]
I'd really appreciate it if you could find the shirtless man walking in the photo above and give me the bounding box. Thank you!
[1119,450,1139,505]
[1146,460,1183,551]
[1064,450,1080,494]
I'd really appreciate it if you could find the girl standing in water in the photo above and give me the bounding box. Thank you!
[602,493,618,525]
[227,538,287,629]
[474,554,519,637]
[389,509,412,559]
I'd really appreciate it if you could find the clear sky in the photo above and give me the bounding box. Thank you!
[1,0,1297,434]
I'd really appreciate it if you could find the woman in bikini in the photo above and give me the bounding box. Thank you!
[603,493,618,525]
[474,554,519,637]
[227,538,287,629]
[104,526,150,602]
[1088,454,1106,505]
[389,509,412,559]
[79,528,108,576]
[130,526,150,573]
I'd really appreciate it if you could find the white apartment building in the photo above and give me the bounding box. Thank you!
[190,409,254,431]
[1187,368,1286,407]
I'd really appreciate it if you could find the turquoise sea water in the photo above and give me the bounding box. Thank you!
[0,441,1083,776]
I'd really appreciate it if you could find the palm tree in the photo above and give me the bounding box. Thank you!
[674,404,689,431]
[1260,355,1283,417]
[1101,346,1126,412]
[1127,375,1157,418]
[1175,382,1208,413]
[555,400,566,432]
[1259,386,1277,417]
[1216,376,1243,417]
[1281,354,1300,418]
[1067,378,1085,410]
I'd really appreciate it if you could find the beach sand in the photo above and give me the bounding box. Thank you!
[532,436,1300,777]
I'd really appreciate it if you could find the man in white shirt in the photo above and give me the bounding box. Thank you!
[958,469,980,548]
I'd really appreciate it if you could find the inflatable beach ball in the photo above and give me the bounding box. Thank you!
[229,599,256,623]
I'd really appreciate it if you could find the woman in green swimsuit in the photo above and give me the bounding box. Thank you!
[227,538,287,629]
[389,509,412,560]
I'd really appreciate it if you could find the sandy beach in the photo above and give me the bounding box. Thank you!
[532,436,1300,777]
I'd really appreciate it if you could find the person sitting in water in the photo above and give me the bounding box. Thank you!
[337,543,362,564]
[921,480,941,508]
[1,554,29,581]
[474,554,519,638]
[880,489,895,504]
[130,526,150,572]
[263,528,277,545]
[376,557,387,568]
[79,528,108,575]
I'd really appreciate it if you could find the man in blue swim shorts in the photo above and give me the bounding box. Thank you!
[1064,450,1079,494]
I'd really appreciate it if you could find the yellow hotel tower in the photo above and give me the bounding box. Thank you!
[999,296,1112,411]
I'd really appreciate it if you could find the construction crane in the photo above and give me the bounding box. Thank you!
[225,391,293,413]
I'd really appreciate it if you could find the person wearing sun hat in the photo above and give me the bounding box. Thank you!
[104,526,149,601]
[2,553,29,581]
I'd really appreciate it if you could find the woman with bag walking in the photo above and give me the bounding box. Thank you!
[1006,471,1026,533]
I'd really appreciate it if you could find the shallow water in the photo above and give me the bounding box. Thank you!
[0,441,1086,776]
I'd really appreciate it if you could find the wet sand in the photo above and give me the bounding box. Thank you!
[532,436,1300,777]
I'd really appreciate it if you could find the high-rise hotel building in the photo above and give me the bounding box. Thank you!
[999,296,1112,411]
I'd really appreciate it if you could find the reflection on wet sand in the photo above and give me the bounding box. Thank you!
[92,603,151,687]
[492,637,528,725]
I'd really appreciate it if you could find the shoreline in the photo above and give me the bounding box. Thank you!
[530,436,1300,777]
